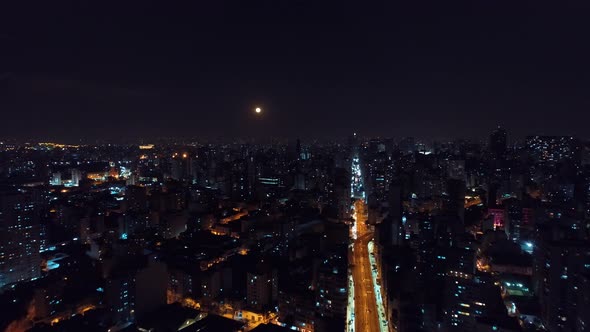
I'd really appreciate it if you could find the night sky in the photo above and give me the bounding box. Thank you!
[2,1,590,142]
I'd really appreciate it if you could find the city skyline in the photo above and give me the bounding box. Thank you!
[0,129,583,147]
[1,128,589,332]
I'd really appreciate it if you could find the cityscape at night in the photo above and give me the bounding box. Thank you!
[2,1,590,332]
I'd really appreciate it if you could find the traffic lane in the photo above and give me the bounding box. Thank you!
[353,236,379,331]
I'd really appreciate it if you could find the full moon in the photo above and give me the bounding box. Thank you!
[255,107,262,114]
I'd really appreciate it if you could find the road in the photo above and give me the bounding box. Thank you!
[351,198,383,332]
[352,231,380,332]
[348,154,390,332]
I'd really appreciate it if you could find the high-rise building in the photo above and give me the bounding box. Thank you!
[378,181,404,246]
[445,179,466,224]
[279,287,316,332]
[442,247,476,331]
[366,145,390,203]
[399,137,416,155]
[0,187,41,288]
[316,248,348,318]
[576,272,590,332]
[105,273,136,324]
[447,159,466,181]
[125,185,148,212]
[70,168,82,186]
[247,265,278,310]
[490,126,507,158]
[503,199,532,242]
[33,278,67,319]
[332,167,351,221]
[105,254,168,325]
[534,235,590,331]
[230,159,251,201]
[49,171,62,186]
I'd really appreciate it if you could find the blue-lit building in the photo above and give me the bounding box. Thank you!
[247,264,278,310]
[104,254,167,325]
[534,218,590,331]
[316,248,348,319]
[105,273,136,324]
[0,187,41,289]
[534,239,590,332]
[443,247,476,331]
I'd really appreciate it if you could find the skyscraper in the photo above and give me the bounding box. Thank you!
[445,179,466,224]
[0,187,41,288]
[316,246,348,319]
[378,180,405,246]
[247,264,278,310]
[489,126,507,158]
[534,230,590,331]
